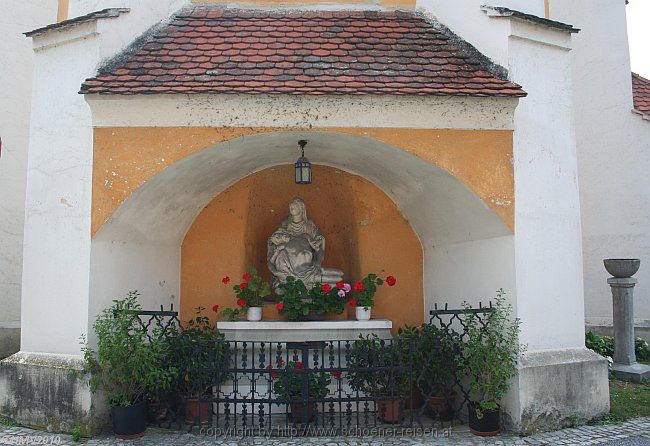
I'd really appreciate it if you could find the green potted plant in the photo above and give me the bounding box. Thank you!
[275,276,314,321]
[398,324,461,419]
[80,292,177,439]
[459,290,523,436]
[269,359,333,423]
[169,307,230,425]
[348,334,410,423]
[220,269,270,321]
[350,274,396,320]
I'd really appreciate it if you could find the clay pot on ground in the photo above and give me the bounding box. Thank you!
[289,402,316,423]
[185,398,212,425]
[377,398,404,423]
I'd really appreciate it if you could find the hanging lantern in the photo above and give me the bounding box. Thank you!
[295,140,312,184]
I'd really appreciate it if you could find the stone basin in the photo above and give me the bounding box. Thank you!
[603,259,640,278]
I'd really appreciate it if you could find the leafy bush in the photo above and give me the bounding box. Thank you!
[348,334,410,398]
[81,292,178,408]
[397,324,462,398]
[167,307,230,398]
[269,360,332,401]
[585,330,650,362]
[458,290,523,414]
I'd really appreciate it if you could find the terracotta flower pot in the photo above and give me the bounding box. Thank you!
[112,401,146,439]
[377,398,404,423]
[468,402,500,436]
[185,398,212,425]
[289,401,316,423]
[427,391,456,421]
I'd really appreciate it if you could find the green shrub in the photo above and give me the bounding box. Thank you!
[81,292,178,408]
[458,290,523,415]
[585,331,650,362]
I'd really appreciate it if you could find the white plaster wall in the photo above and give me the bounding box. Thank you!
[0,1,57,349]
[418,0,586,351]
[20,0,194,356]
[552,0,650,330]
[428,235,517,317]
[509,23,585,351]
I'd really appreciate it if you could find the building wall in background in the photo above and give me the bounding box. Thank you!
[552,0,650,339]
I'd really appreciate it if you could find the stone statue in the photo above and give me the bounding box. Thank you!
[268,197,344,292]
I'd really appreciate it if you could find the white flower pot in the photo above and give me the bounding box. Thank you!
[355,306,372,321]
[247,307,262,321]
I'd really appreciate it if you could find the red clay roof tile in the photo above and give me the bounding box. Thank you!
[632,72,650,115]
[81,8,526,97]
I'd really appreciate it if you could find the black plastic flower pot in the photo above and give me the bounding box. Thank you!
[112,401,147,439]
[468,402,500,436]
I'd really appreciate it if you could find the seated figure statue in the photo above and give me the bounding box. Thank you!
[267,197,344,293]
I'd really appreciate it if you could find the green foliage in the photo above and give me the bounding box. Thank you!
[220,307,246,321]
[167,307,231,397]
[585,331,614,358]
[585,331,650,362]
[348,334,410,398]
[458,290,523,414]
[397,324,462,397]
[270,360,331,401]
[352,273,383,308]
[80,292,178,408]
[308,283,346,316]
[71,426,83,442]
[276,276,312,320]
[231,268,271,308]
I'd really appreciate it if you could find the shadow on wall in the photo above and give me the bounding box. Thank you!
[180,165,424,331]
[0,329,20,360]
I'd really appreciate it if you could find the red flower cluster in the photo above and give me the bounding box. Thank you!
[237,298,246,307]
[221,276,230,285]
[295,361,303,370]
[336,282,344,289]
[354,282,365,292]
[322,284,332,293]
[331,370,342,379]
[212,304,219,312]
[240,282,248,289]
[386,275,397,286]
[276,302,284,311]
[265,364,278,379]
[348,298,357,307]
[242,272,252,281]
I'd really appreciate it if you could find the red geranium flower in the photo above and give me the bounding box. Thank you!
[295,361,303,370]
[331,370,342,379]
[354,282,365,292]
[242,272,252,281]
[265,364,273,370]
[276,302,284,311]
[271,372,278,379]
[237,298,246,307]
[240,282,248,289]
[212,304,219,312]
[336,282,345,290]
[221,276,230,285]
[348,298,357,307]
[386,276,397,286]
[322,284,332,293]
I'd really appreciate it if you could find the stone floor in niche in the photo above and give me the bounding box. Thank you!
[0,418,648,445]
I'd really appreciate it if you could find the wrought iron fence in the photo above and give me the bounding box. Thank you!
[135,302,494,436]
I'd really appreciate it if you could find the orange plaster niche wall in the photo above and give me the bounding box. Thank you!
[92,127,514,237]
[180,164,423,332]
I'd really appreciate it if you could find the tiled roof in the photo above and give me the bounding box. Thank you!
[80,8,526,97]
[25,8,129,37]
[632,72,650,115]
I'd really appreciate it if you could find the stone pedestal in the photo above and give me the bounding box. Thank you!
[608,276,650,383]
